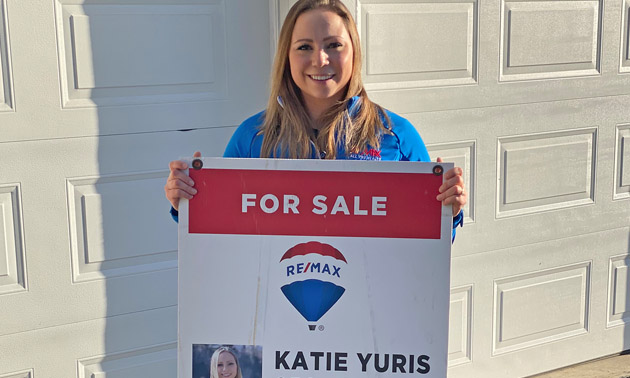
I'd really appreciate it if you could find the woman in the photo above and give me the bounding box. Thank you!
[165,0,466,233]
[210,346,243,378]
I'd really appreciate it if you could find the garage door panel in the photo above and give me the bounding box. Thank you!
[67,173,177,282]
[0,184,25,295]
[608,254,630,328]
[497,128,596,217]
[0,0,12,112]
[615,124,630,199]
[500,0,601,81]
[56,3,226,109]
[361,1,478,90]
[0,370,31,378]
[622,136,629,186]
[621,0,630,72]
[448,285,473,367]
[70,13,215,89]
[493,262,590,354]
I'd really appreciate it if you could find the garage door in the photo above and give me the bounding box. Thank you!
[361,0,630,376]
[0,0,269,376]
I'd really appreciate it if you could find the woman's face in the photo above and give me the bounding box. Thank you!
[216,351,238,378]
[288,9,353,117]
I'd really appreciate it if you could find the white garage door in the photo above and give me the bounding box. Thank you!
[0,0,270,376]
[1,0,629,377]
[361,0,630,376]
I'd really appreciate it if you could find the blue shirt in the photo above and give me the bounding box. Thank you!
[224,97,431,162]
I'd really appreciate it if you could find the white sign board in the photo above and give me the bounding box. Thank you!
[178,158,453,378]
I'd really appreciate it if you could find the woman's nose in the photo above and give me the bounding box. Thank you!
[313,49,329,67]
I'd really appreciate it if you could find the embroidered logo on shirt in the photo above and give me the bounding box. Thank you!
[348,148,382,161]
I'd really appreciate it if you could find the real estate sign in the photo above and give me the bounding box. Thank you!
[178,158,453,378]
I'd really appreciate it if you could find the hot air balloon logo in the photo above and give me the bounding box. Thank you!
[279,241,348,330]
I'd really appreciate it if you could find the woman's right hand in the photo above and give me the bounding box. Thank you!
[164,151,201,210]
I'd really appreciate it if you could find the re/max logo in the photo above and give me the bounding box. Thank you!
[286,262,341,278]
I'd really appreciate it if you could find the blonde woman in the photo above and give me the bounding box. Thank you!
[165,0,467,237]
[210,347,243,378]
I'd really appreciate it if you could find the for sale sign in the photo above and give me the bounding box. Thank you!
[178,158,453,378]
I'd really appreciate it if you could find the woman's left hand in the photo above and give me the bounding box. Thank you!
[436,157,467,217]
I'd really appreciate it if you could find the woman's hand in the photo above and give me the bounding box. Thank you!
[436,157,467,217]
[164,151,201,211]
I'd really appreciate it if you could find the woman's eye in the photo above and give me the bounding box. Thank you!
[297,44,312,51]
[328,42,343,49]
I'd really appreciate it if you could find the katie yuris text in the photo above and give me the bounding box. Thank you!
[275,350,431,375]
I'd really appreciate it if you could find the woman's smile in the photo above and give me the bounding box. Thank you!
[308,74,335,81]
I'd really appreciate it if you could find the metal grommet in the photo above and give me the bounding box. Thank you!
[433,165,444,176]
[192,159,203,170]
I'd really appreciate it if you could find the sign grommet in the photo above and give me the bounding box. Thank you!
[191,159,203,170]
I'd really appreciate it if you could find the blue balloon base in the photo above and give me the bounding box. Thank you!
[281,279,345,322]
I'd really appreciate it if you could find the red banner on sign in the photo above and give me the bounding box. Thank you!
[189,169,442,239]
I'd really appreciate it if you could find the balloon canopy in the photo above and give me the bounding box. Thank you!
[280,241,347,323]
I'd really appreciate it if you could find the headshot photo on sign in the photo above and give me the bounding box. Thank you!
[192,344,263,378]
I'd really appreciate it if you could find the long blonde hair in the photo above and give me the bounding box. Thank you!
[210,347,243,378]
[260,0,388,159]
